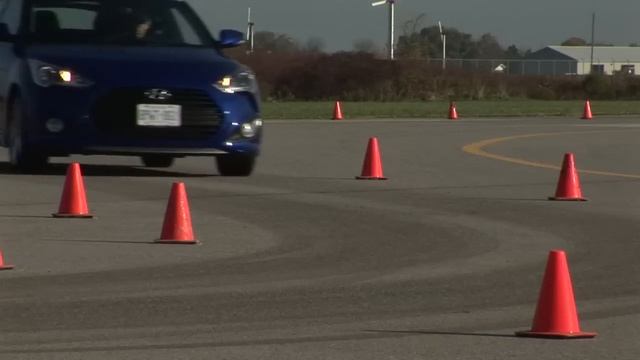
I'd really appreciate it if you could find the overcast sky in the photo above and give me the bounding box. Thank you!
[189,0,640,52]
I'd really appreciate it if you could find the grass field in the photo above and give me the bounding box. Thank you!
[261,100,640,120]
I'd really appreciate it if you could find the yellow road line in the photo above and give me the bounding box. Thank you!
[462,130,640,179]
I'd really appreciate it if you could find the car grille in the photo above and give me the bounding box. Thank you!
[93,89,223,139]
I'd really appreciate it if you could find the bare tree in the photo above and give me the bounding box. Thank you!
[353,38,379,54]
[254,31,300,53]
[396,13,428,59]
[475,33,504,59]
[402,13,426,37]
[305,37,326,53]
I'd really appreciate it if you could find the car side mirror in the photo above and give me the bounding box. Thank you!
[0,23,12,42]
[218,29,245,48]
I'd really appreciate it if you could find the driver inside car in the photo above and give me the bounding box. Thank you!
[94,4,161,42]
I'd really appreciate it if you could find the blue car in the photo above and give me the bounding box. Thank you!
[0,0,262,175]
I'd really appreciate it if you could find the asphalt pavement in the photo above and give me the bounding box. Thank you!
[1,116,640,359]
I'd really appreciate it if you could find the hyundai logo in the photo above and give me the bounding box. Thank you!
[144,89,173,101]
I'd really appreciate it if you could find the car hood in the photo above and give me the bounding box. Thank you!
[25,45,240,87]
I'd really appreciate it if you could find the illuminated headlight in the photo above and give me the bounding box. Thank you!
[214,70,257,94]
[240,118,263,138]
[28,60,93,88]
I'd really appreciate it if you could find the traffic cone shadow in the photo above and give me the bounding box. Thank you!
[549,153,587,201]
[53,163,94,218]
[156,182,198,245]
[333,101,343,120]
[356,137,387,180]
[516,250,596,339]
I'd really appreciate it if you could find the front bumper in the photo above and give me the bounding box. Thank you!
[83,146,230,156]
[23,84,262,157]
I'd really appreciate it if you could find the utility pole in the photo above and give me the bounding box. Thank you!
[388,0,395,60]
[590,12,595,74]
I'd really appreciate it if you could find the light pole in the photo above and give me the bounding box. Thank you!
[372,0,396,60]
[439,21,446,70]
[590,12,595,74]
[247,7,255,54]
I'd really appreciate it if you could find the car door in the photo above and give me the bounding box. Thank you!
[0,0,22,141]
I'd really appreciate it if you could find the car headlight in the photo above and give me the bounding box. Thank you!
[28,60,93,88]
[229,118,263,140]
[214,70,257,94]
[240,118,263,138]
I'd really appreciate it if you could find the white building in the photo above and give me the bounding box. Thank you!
[527,46,640,75]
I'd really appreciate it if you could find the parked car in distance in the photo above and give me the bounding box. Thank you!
[0,0,262,175]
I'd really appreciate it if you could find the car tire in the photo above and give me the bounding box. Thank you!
[216,154,256,176]
[7,96,48,172]
[140,155,174,168]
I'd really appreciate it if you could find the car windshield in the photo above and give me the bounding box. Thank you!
[27,0,214,47]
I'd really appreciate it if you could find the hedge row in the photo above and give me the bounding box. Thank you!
[229,51,640,101]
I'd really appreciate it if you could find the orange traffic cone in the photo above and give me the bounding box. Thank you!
[448,101,458,120]
[333,101,343,120]
[516,250,596,339]
[549,153,587,201]
[156,182,197,244]
[356,137,387,180]
[0,249,14,270]
[582,100,593,120]
[53,163,93,218]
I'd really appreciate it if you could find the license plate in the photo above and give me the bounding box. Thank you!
[136,104,182,127]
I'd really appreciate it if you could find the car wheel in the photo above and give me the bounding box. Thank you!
[8,96,48,172]
[140,155,174,168]
[216,154,256,176]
